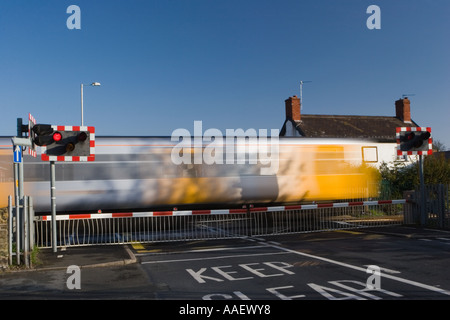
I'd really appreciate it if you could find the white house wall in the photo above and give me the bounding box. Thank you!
[282,121,416,168]
[360,142,416,168]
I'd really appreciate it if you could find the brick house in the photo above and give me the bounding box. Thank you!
[280,95,420,167]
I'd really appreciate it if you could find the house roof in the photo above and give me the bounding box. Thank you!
[280,115,419,142]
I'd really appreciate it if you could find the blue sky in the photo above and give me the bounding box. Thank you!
[1,0,449,149]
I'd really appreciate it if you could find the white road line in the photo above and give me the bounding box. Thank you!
[141,251,288,264]
[136,245,267,257]
[182,245,267,253]
[363,265,401,274]
[259,241,450,297]
[419,238,450,244]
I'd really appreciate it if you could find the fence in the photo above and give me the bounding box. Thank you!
[404,184,450,229]
[8,185,448,251]
[7,195,35,267]
[34,200,406,248]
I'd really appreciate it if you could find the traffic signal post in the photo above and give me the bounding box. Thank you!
[50,160,56,253]
[11,117,34,265]
[397,127,433,225]
[31,124,95,252]
[13,114,96,254]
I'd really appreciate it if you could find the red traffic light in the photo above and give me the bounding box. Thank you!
[405,132,415,141]
[40,125,96,161]
[65,143,75,152]
[397,127,433,155]
[53,131,62,142]
[77,132,88,142]
[421,131,431,141]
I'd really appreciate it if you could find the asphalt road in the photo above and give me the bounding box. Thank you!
[136,229,450,300]
[1,226,450,306]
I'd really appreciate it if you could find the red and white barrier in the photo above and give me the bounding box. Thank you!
[39,199,407,221]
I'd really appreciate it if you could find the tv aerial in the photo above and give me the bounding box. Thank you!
[300,80,312,110]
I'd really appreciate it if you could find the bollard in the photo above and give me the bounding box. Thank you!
[29,197,34,251]
[23,196,29,268]
[15,196,20,265]
[8,195,12,266]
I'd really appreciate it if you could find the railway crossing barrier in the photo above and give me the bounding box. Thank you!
[33,199,407,248]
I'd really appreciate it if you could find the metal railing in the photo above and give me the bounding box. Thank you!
[7,195,35,267]
[34,200,406,248]
[404,184,449,229]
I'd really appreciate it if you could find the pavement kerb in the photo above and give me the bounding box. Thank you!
[361,226,450,239]
[45,245,138,271]
[3,245,138,273]
[80,245,137,269]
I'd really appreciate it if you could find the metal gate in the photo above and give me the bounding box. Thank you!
[404,184,449,229]
[34,199,406,248]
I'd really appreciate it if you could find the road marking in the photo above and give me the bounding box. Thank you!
[140,237,450,297]
[363,265,401,274]
[418,238,450,245]
[184,245,266,253]
[259,241,450,297]
[136,245,268,256]
[141,251,288,264]
[131,242,145,250]
[334,230,364,235]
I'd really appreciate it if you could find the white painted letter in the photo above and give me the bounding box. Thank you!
[211,265,253,281]
[66,265,81,289]
[366,265,381,290]
[266,286,305,300]
[308,283,365,300]
[186,268,224,284]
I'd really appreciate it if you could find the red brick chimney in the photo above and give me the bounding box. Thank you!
[395,97,412,123]
[285,95,301,121]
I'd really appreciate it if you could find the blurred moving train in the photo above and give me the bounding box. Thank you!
[0,136,378,213]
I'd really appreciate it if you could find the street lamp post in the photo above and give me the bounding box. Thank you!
[81,82,101,126]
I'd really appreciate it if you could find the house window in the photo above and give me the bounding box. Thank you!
[362,146,378,163]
